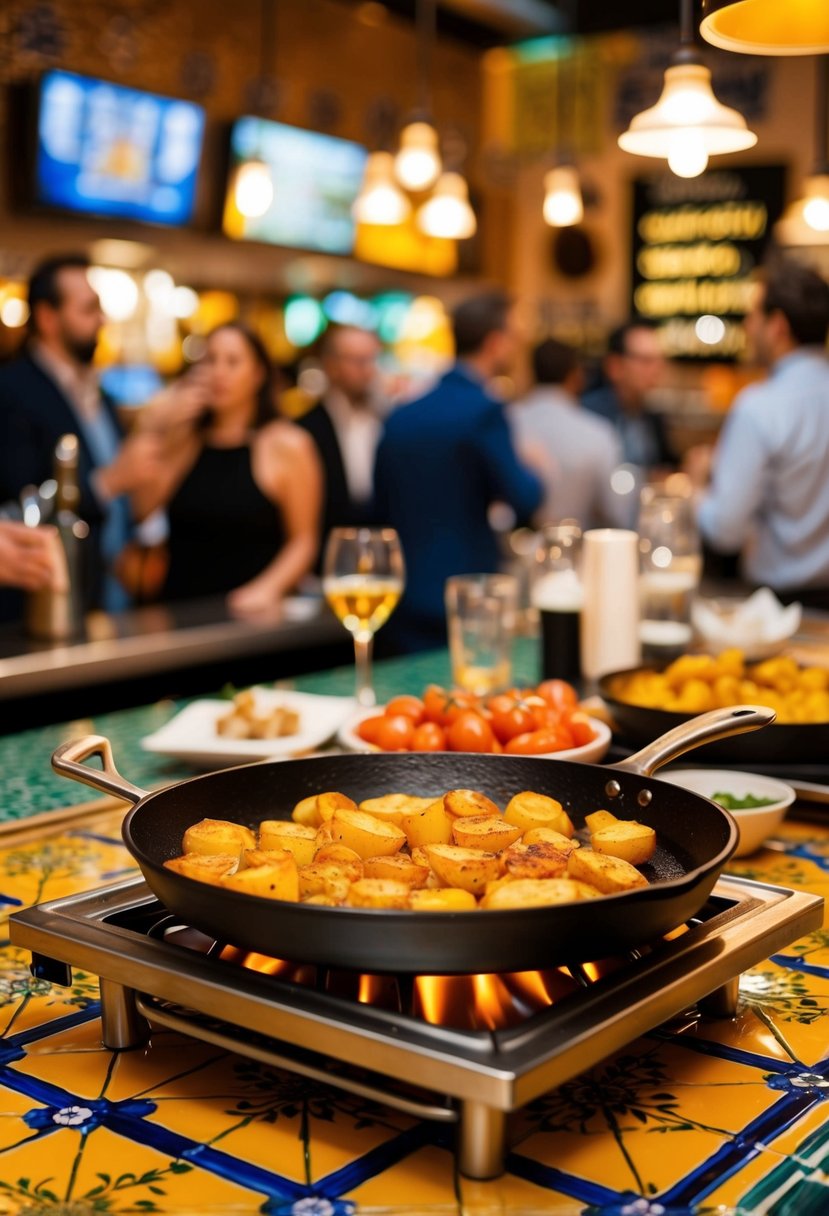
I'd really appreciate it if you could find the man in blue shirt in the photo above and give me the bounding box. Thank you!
[373,292,543,653]
[694,260,829,607]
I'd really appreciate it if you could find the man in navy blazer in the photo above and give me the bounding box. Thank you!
[0,254,157,619]
[374,291,543,653]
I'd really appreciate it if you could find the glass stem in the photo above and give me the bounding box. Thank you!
[354,632,375,707]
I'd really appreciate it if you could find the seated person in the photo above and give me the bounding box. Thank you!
[134,324,322,614]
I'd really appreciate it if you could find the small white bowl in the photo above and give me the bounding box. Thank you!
[337,709,611,764]
[657,767,795,857]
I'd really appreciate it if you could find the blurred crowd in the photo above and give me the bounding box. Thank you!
[1,251,829,651]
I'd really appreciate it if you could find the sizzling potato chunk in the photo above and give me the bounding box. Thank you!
[258,821,317,867]
[444,789,501,819]
[409,887,478,911]
[567,848,649,893]
[291,795,321,828]
[358,794,435,825]
[591,821,657,866]
[521,827,579,854]
[164,853,238,882]
[182,819,256,859]
[346,879,411,909]
[363,853,429,887]
[401,799,454,848]
[317,791,359,822]
[425,844,502,893]
[451,815,523,851]
[584,809,618,834]
[220,857,299,901]
[481,877,602,909]
[501,841,571,879]
[329,807,407,858]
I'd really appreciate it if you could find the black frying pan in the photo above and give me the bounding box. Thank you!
[600,667,825,764]
[51,705,773,975]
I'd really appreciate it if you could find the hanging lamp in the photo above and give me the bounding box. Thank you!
[233,0,276,217]
[543,28,584,227]
[394,0,442,190]
[618,0,757,178]
[700,0,829,56]
[777,56,829,242]
[353,151,411,225]
[417,172,477,238]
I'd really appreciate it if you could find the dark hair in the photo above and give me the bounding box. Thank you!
[27,253,91,329]
[318,323,378,358]
[452,291,511,357]
[607,318,659,357]
[532,338,580,386]
[761,260,829,346]
[208,323,277,429]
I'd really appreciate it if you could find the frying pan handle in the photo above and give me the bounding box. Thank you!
[610,704,776,778]
[52,735,147,804]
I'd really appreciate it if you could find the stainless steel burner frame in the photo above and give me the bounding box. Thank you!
[10,875,823,1179]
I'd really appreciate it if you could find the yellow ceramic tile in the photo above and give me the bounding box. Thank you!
[345,1143,459,1208]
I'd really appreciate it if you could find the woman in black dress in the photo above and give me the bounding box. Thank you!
[135,324,321,612]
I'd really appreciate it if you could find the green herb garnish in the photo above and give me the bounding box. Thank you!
[712,791,777,810]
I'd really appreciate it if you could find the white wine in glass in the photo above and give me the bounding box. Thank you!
[322,527,405,706]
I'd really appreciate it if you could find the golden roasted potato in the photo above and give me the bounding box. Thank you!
[346,879,411,909]
[501,840,570,879]
[409,887,477,911]
[567,848,648,893]
[312,844,363,883]
[164,853,238,883]
[522,827,579,854]
[220,857,299,901]
[358,794,435,825]
[451,815,523,851]
[298,863,352,903]
[584,809,618,834]
[363,853,429,887]
[317,791,359,822]
[291,795,321,828]
[481,877,602,909]
[329,807,406,859]
[241,847,296,869]
[258,820,317,866]
[591,821,657,866]
[444,789,501,819]
[401,799,454,848]
[504,791,563,831]
[182,818,256,859]
[425,844,502,893]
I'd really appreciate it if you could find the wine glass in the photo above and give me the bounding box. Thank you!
[322,527,405,707]
[637,492,702,662]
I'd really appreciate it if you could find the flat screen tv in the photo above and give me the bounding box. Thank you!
[35,70,205,226]
[223,117,367,254]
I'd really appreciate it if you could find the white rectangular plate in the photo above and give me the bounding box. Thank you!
[141,689,355,768]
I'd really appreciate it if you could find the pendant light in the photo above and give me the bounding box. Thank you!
[543,27,584,228]
[233,0,276,218]
[394,0,442,190]
[777,57,829,241]
[618,0,757,178]
[352,151,411,225]
[700,0,829,56]
[417,171,477,239]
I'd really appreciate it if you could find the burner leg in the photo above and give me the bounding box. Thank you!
[699,976,740,1018]
[458,1101,506,1179]
[99,979,149,1050]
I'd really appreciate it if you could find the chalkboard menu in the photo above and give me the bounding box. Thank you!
[631,166,786,360]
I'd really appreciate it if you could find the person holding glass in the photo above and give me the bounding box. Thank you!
[132,323,322,614]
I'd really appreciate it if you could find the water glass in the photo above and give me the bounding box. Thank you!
[445,574,518,696]
[637,494,701,662]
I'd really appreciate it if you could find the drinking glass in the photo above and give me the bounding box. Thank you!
[531,522,583,684]
[445,573,518,696]
[637,494,702,662]
[322,527,405,707]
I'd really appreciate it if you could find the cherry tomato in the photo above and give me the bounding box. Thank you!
[441,691,481,726]
[385,695,426,725]
[356,714,386,745]
[411,721,447,751]
[446,709,496,753]
[569,711,597,747]
[423,684,450,723]
[504,726,574,755]
[530,702,564,730]
[489,698,536,743]
[536,679,578,711]
[375,714,415,751]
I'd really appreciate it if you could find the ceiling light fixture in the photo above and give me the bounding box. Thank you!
[700,0,829,56]
[353,151,412,225]
[543,164,584,226]
[233,0,276,218]
[618,0,757,178]
[777,56,829,243]
[417,171,477,239]
[394,0,442,190]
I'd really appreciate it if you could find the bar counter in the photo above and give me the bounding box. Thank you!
[0,649,829,1213]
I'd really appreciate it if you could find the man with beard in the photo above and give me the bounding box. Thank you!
[0,254,158,616]
[691,260,829,607]
[296,324,385,567]
[373,291,542,653]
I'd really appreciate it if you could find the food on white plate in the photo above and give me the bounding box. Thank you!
[217,689,301,740]
[164,787,659,910]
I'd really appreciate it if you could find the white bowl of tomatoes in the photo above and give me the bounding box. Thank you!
[337,679,612,763]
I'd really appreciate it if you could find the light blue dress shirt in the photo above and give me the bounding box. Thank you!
[697,348,829,591]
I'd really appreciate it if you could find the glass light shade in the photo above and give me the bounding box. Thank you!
[542,166,584,226]
[701,0,829,55]
[233,158,274,218]
[394,121,442,191]
[417,172,477,239]
[618,63,757,165]
[803,175,829,231]
[352,152,411,225]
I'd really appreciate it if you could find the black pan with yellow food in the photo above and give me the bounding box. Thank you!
[51,706,770,974]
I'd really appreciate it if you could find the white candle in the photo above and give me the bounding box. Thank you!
[580,528,641,681]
